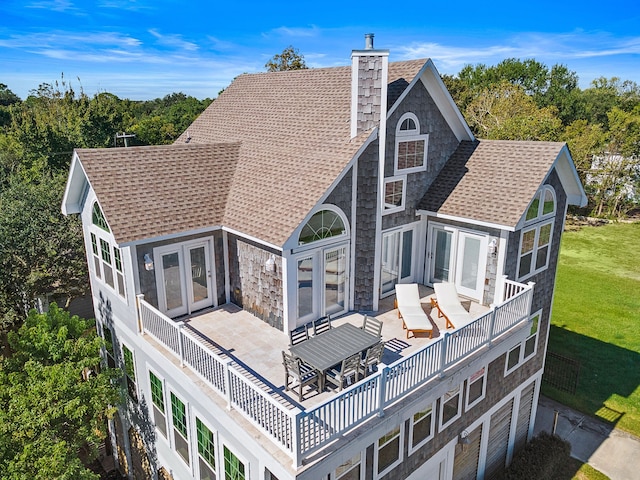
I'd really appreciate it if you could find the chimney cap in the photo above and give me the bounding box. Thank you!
[364,33,374,50]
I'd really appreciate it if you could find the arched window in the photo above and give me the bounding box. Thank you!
[298,209,346,245]
[395,112,428,174]
[92,202,110,232]
[518,185,556,280]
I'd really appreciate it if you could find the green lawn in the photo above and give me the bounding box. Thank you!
[544,222,640,436]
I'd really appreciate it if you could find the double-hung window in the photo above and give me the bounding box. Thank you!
[149,371,167,438]
[505,311,541,375]
[122,344,138,403]
[90,202,126,299]
[518,186,556,280]
[375,425,403,477]
[409,402,435,453]
[196,418,217,480]
[466,367,486,409]
[439,384,463,429]
[171,392,190,465]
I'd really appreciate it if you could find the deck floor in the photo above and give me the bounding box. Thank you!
[174,285,487,409]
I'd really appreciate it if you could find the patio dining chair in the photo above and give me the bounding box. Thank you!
[289,324,309,346]
[359,341,385,378]
[325,352,361,391]
[312,315,332,336]
[361,314,383,338]
[282,351,318,402]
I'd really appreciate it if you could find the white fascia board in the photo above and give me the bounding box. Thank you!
[61,152,88,215]
[417,209,515,232]
[552,145,588,207]
[281,129,378,252]
[119,226,223,248]
[387,59,474,142]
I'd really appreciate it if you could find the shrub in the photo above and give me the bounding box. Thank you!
[495,432,571,480]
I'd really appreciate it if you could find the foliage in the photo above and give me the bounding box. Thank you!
[544,223,640,436]
[494,432,570,480]
[264,45,308,72]
[0,304,120,479]
[0,173,88,331]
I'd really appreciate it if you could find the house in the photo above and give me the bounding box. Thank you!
[62,35,586,480]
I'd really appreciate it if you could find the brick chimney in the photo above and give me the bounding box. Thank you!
[350,33,389,138]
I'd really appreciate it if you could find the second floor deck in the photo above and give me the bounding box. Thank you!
[137,278,534,468]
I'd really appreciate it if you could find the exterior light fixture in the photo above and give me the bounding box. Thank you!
[265,255,276,273]
[459,429,471,445]
[143,253,154,271]
[488,239,498,257]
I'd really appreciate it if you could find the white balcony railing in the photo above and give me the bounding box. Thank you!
[136,280,534,468]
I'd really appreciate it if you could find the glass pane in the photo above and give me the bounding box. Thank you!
[468,376,484,404]
[521,229,535,253]
[381,232,400,294]
[378,436,400,473]
[460,236,480,290]
[519,252,532,278]
[433,230,452,282]
[525,191,541,221]
[535,245,549,270]
[543,188,555,215]
[224,446,245,480]
[297,257,313,318]
[325,247,346,315]
[103,263,114,288]
[190,247,208,304]
[412,409,432,445]
[442,394,460,424]
[298,210,345,245]
[507,345,521,370]
[401,230,412,279]
[384,180,403,209]
[524,335,537,358]
[163,253,183,311]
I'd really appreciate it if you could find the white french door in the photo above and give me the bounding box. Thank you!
[296,244,349,322]
[427,224,487,301]
[155,240,214,317]
[380,228,414,297]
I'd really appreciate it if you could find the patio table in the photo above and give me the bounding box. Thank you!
[290,323,380,391]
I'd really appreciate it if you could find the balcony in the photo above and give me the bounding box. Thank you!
[137,278,533,468]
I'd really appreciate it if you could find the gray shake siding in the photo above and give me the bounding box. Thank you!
[382,81,460,230]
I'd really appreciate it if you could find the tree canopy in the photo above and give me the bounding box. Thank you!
[264,45,308,72]
[0,304,120,479]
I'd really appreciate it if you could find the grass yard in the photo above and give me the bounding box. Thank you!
[544,222,640,436]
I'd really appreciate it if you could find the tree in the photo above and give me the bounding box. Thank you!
[0,304,120,479]
[0,173,88,331]
[264,46,308,72]
[465,82,562,141]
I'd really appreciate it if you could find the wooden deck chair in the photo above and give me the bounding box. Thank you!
[289,324,309,346]
[282,351,318,402]
[325,353,361,391]
[359,341,385,378]
[431,282,473,329]
[394,284,433,339]
[361,315,383,338]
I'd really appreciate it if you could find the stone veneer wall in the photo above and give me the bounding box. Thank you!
[227,234,284,331]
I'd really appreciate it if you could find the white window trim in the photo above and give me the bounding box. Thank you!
[408,400,436,454]
[439,383,463,430]
[331,451,365,480]
[374,423,404,479]
[394,112,429,175]
[221,440,249,480]
[465,366,487,410]
[148,368,169,442]
[121,342,138,403]
[516,218,554,281]
[192,411,218,480]
[382,176,407,215]
[89,226,127,302]
[504,310,542,376]
[524,185,556,226]
[169,390,193,470]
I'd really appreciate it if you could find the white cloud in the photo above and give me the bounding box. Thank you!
[148,29,199,51]
[267,25,321,38]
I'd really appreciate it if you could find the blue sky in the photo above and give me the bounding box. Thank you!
[1,0,639,100]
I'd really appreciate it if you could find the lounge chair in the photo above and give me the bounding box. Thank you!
[394,284,433,339]
[431,282,474,329]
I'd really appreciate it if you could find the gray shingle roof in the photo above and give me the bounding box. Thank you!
[77,143,240,244]
[78,60,426,246]
[418,140,566,228]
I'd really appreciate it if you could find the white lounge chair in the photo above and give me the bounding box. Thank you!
[394,284,433,339]
[431,282,473,329]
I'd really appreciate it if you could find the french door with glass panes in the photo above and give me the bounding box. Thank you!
[427,224,487,301]
[296,244,348,323]
[380,228,415,297]
[154,240,214,317]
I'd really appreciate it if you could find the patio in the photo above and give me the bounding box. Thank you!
[145,285,489,409]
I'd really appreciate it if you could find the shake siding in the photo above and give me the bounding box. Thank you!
[382,81,460,231]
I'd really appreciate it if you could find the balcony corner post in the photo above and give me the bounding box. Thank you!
[291,408,304,469]
[224,362,233,410]
[488,308,497,346]
[135,294,145,335]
